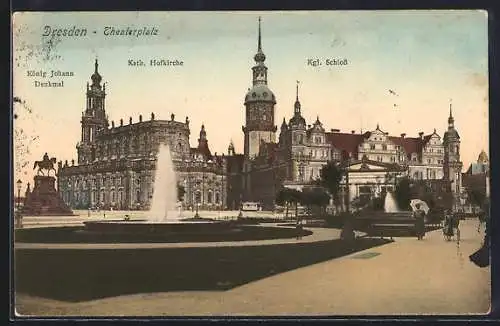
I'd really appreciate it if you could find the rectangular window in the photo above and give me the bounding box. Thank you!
[382,144,387,150]
[370,144,376,150]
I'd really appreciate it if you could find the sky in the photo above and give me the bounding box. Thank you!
[12,11,489,190]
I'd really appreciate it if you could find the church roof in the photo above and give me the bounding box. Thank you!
[478,150,489,163]
[444,128,460,140]
[244,84,276,104]
[288,114,306,128]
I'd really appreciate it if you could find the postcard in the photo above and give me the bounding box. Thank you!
[12,11,490,317]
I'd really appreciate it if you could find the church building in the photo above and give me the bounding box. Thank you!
[57,60,228,211]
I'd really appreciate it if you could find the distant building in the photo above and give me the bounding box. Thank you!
[462,150,490,212]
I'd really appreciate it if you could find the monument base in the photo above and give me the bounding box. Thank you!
[23,176,74,216]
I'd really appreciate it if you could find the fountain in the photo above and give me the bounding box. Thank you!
[82,142,231,235]
[384,191,399,213]
[149,144,181,222]
[79,142,303,240]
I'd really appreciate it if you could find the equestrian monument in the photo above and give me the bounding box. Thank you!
[22,153,74,216]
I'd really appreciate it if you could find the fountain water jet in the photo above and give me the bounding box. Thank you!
[384,191,399,213]
[149,143,181,222]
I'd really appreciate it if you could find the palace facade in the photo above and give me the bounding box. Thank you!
[239,18,463,211]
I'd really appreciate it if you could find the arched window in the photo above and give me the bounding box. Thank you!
[215,192,220,203]
[195,191,201,204]
[136,190,141,203]
[208,191,213,203]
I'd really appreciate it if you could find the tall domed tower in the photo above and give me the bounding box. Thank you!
[242,17,277,159]
[443,103,463,210]
[77,59,109,164]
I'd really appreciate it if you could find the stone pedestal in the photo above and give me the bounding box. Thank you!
[23,176,74,216]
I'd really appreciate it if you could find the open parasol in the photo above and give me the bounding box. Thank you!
[410,199,429,215]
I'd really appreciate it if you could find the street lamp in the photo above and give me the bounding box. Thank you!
[16,179,22,212]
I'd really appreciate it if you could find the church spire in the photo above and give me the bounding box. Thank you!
[258,16,262,53]
[448,100,455,129]
[199,123,207,141]
[91,58,102,86]
[253,16,266,64]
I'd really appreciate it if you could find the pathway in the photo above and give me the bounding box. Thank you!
[15,219,490,316]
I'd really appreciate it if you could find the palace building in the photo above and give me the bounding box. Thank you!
[57,60,228,211]
[239,18,463,211]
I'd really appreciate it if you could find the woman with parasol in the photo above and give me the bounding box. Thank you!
[413,203,426,240]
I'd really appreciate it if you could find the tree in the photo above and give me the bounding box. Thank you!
[276,187,301,219]
[275,187,290,218]
[301,187,331,217]
[464,174,487,208]
[177,184,185,202]
[288,188,303,220]
[468,188,486,208]
[319,161,344,212]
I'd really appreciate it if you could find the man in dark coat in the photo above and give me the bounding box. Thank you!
[470,199,490,268]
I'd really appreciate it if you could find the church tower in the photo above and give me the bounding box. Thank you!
[288,81,308,182]
[242,17,277,159]
[443,102,463,211]
[77,59,109,164]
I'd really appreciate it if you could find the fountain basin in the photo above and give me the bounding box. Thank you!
[83,219,236,235]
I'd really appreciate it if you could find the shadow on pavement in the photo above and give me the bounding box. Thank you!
[15,238,392,302]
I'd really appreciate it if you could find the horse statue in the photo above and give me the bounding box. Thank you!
[33,153,57,176]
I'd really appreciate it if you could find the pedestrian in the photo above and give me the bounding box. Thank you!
[470,203,490,268]
[443,210,454,241]
[413,203,426,240]
[296,218,303,240]
[452,212,461,243]
[340,215,355,242]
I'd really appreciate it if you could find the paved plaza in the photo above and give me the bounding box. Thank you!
[15,217,489,317]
